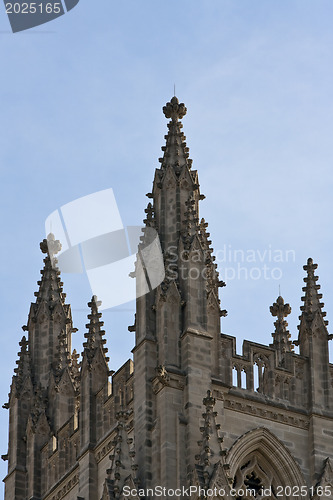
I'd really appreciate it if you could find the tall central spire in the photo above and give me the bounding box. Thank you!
[133,98,225,490]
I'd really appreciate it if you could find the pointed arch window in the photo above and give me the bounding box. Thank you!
[226,428,306,500]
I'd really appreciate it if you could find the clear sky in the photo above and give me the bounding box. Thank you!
[1,0,333,494]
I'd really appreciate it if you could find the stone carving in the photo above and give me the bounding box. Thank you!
[270,295,294,361]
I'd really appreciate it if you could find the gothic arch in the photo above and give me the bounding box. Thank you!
[226,427,307,499]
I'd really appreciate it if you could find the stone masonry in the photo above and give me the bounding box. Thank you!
[3,97,333,500]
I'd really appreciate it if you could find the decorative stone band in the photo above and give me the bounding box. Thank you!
[45,469,79,500]
[224,398,309,429]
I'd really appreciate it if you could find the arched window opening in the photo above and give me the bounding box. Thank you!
[241,369,247,389]
[244,471,263,494]
[253,354,269,394]
[232,366,238,387]
[233,456,277,499]
[226,428,306,500]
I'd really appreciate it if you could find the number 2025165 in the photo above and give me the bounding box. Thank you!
[5,3,62,14]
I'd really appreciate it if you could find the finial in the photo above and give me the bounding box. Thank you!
[203,389,216,410]
[115,409,131,425]
[163,96,187,122]
[270,295,291,322]
[83,295,108,363]
[19,335,28,351]
[40,233,61,258]
[88,294,102,310]
[174,83,176,97]
[305,257,316,269]
[143,202,155,227]
[270,295,293,358]
[196,389,224,483]
[303,257,318,282]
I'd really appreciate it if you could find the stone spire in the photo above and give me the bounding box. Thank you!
[270,296,293,363]
[82,295,109,364]
[296,257,331,354]
[296,258,331,409]
[159,97,192,172]
[133,97,226,489]
[24,233,75,390]
[299,258,329,330]
[151,96,202,254]
[79,296,111,499]
[196,391,225,488]
[36,233,65,306]
[2,231,75,500]
[103,411,139,499]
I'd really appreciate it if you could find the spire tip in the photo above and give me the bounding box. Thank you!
[163,97,187,121]
[40,233,62,258]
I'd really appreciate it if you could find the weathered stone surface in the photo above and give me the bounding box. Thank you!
[4,98,333,500]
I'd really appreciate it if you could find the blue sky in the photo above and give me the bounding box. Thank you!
[1,0,333,493]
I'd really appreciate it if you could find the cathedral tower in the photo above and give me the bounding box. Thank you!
[3,97,333,500]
